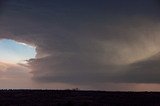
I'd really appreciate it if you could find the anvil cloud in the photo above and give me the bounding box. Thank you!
[1,0,160,90]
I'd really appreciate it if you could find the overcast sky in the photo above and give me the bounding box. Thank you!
[1,0,160,91]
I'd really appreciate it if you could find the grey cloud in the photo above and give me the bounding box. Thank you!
[115,53,160,83]
[29,56,118,84]
[1,0,160,86]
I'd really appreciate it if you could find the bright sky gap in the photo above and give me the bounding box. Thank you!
[0,39,36,64]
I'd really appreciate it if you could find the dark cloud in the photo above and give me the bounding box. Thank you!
[115,53,160,83]
[1,0,160,87]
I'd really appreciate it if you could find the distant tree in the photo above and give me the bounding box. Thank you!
[72,88,79,91]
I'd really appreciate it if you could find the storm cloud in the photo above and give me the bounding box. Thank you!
[1,0,160,88]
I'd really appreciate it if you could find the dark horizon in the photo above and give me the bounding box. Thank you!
[0,89,160,105]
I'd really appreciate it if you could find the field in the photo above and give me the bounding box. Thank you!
[0,90,160,106]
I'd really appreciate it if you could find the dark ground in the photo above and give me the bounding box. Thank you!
[0,90,160,106]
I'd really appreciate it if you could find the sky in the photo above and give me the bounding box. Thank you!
[0,39,36,63]
[1,0,160,90]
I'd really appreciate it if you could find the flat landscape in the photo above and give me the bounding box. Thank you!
[0,90,160,106]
